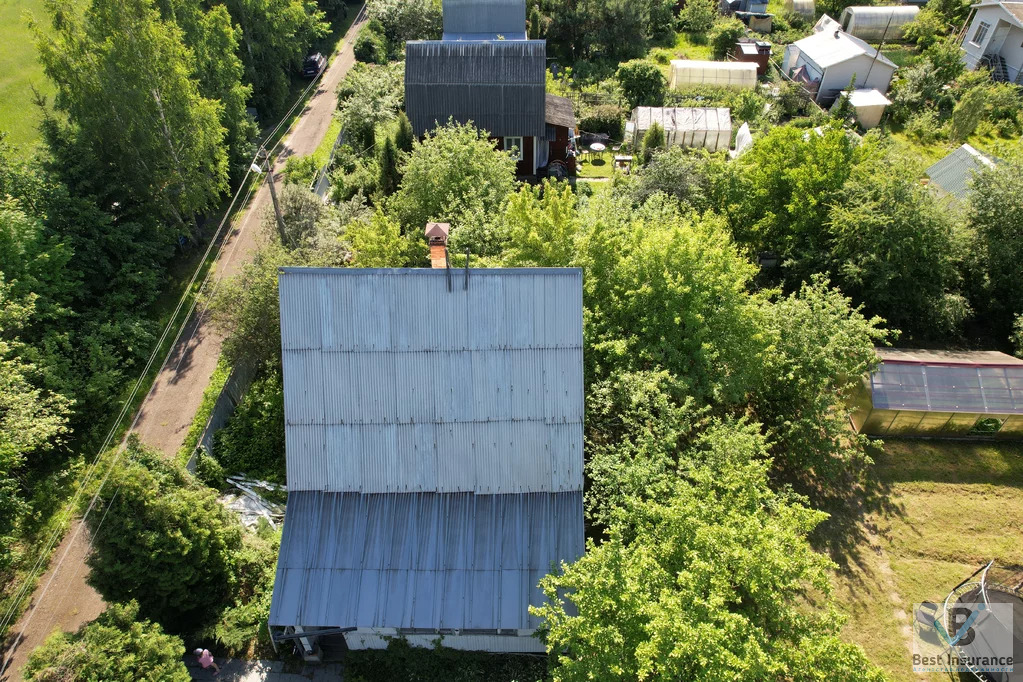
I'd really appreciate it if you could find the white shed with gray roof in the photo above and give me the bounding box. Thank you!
[783,27,898,104]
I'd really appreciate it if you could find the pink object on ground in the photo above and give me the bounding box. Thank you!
[198,649,215,668]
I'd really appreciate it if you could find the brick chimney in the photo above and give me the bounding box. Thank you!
[425,222,450,269]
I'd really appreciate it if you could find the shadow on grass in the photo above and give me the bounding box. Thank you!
[808,440,906,577]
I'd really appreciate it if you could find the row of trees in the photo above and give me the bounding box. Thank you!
[0,0,342,615]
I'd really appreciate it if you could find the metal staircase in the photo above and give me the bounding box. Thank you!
[980,53,1010,82]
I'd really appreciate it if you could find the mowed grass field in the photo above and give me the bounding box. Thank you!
[818,439,1023,681]
[0,0,52,148]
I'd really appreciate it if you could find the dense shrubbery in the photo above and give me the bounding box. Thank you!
[345,638,549,682]
[578,104,625,140]
[615,59,666,109]
[24,601,190,681]
[213,371,286,483]
[82,437,242,634]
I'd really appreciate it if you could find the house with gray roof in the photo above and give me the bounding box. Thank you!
[404,0,576,175]
[268,267,585,656]
[961,1,1023,82]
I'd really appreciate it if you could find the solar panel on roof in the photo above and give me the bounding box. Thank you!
[870,362,1023,414]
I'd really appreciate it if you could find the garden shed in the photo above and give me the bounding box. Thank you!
[782,28,897,104]
[734,40,772,75]
[629,107,733,152]
[925,143,997,203]
[851,348,1023,439]
[785,0,816,19]
[669,60,758,89]
[839,5,920,41]
[831,88,891,128]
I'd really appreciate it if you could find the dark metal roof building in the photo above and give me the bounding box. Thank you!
[405,40,547,138]
[442,0,527,38]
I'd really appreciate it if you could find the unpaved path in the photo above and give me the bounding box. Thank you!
[0,11,365,679]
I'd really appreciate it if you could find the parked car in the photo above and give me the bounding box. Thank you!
[302,53,325,78]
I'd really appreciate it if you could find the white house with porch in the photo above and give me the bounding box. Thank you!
[960,1,1023,82]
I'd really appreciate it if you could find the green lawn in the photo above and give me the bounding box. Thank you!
[0,0,53,149]
[821,439,1023,681]
[576,153,614,178]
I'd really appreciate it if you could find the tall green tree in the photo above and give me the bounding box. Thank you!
[500,179,579,267]
[155,0,256,175]
[534,423,886,682]
[827,153,969,337]
[752,278,887,486]
[35,0,229,228]
[576,192,762,404]
[222,0,328,117]
[366,0,442,46]
[0,278,71,569]
[389,121,516,251]
[721,124,863,277]
[23,601,190,681]
[82,437,242,633]
[967,158,1023,341]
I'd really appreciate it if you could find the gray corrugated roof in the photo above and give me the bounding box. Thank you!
[278,267,583,494]
[268,491,584,630]
[272,267,584,636]
[404,41,546,138]
[442,0,526,37]
[926,144,996,202]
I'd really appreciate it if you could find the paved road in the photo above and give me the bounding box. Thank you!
[0,11,365,680]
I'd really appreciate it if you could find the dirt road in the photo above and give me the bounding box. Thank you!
[0,11,365,679]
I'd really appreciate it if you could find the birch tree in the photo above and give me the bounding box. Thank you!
[35,0,228,226]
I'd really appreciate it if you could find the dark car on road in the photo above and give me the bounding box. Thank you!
[302,53,325,78]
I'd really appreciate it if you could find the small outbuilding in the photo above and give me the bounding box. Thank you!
[734,40,772,75]
[839,5,920,41]
[851,348,1023,439]
[735,10,774,32]
[782,27,898,104]
[669,60,758,89]
[629,107,733,153]
[831,88,891,128]
[925,143,997,203]
[785,0,816,19]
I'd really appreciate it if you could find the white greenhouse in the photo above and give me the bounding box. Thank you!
[629,107,733,153]
[839,5,919,41]
[785,0,815,19]
[669,60,758,89]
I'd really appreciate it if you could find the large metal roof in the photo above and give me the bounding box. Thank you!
[404,40,547,138]
[870,357,1023,414]
[278,267,584,494]
[273,267,584,636]
[269,491,583,630]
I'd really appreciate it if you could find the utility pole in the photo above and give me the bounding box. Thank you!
[257,146,288,245]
